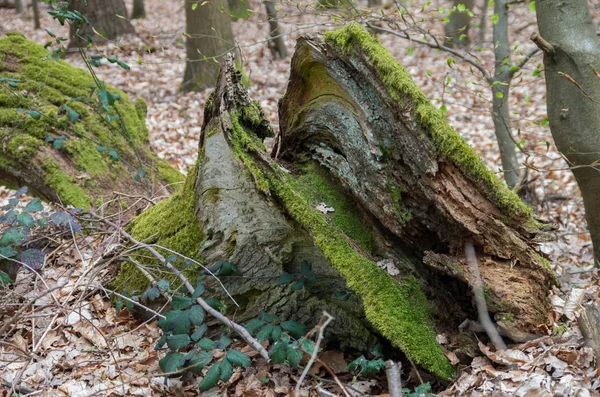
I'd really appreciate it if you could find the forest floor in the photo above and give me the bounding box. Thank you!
[1,0,600,395]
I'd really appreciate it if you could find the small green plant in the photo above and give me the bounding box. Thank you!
[278,259,316,291]
[403,382,435,397]
[0,186,81,284]
[347,343,385,375]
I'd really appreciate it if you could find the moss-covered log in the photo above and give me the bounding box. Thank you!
[0,33,184,212]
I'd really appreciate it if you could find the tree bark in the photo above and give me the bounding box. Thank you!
[68,0,135,48]
[131,0,146,19]
[14,0,22,14]
[0,34,183,216]
[445,0,474,48]
[32,0,41,30]
[182,0,236,91]
[535,0,600,263]
[264,1,288,59]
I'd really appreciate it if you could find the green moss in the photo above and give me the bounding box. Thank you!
[203,187,221,204]
[155,158,185,188]
[64,139,107,175]
[324,23,532,221]
[42,159,92,209]
[113,163,205,292]
[229,103,454,378]
[6,134,42,162]
[534,253,559,286]
[292,163,376,254]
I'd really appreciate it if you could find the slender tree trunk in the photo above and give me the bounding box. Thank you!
[131,0,146,19]
[68,0,135,48]
[264,1,288,59]
[14,0,22,13]
[491,0,520,188]
[477,0,488,46]
[368,0,381,7]
[535,0,600,263]
[445,0,474,48]
[32,0,41,29]
[182,0,236,91]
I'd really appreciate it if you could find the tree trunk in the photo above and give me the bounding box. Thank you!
[445,0,474,48]
[477,0,488,46]
[32,0,41,30]
[14,0,22,14]
[0,0,15,9]
[182,0,236,91]
[0,33,183,215]
[535,0,600,263]
[2,25,556,379]
[264,1,288,59]
[131,0,146,19]
[491,0,520,189]
[68,0,135,48]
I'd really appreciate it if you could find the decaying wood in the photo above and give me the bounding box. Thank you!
[577,302,600,364]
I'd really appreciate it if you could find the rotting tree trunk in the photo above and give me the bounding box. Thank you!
[535,0,600,263]
[0,33,183,215]
[182,0,236,91]
[264,1,288,59]
[445,0,474,48]
[131,0,146,19]
[68,0,135,48]
[3,25,556,379]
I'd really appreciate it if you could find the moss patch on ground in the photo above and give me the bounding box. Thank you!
[324,23,532,222]
[230,109,454,379]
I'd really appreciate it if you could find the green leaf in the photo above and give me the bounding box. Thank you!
[347,355,366,372]
[280,321,306,338]
[217,335,232,349]
[188,305,205,326]
[24,198,43,213]
[541,117,549,127]
[491,13,499,24]
[457,3,465,12]
[157,279,170,292]
[192,282,205,298]
[440,104,447,116]
[0,227,25,246]
[287,345,303,367]
[67,108,79,123]
[291,279,305,291]
[268,339,288,364]
[108,149,119,161]
[53,139,65,150]
[141,287,160,302]
[364,358,386,375]
[496,91,504,99]
[17,213,34,228]
[0,270,13,285]
[0,246,18,258]
[191,324,208,341]
[219,358,233,381]
[198,363,221,391]
[29,111,41,120]
[192,2,198,9]
[171,295,193,310]
[243,319,265,335]
[106,57,117,63]
[157,310,190,334]
[278,272,294,285]
[529,1,535,11]
[197,338,216,350]
[446,57,455,67]
[4,198,19,210]
[96,146,108,153]
[256,324,274,341]
[271,325,282,341]
[226,349,252,368]
[300,260,311,275]
[159,351,185,374]
[154,334,167,350]
[166,334,191,350]
[259,312,278,323]
[188,351,212,373]
[116,60,130,70]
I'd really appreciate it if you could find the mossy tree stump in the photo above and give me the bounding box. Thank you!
[1,25,556,380]
[0,33,183,213]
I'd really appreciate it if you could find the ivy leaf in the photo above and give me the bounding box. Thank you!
[53,138,64,150]
[278,272,294,285]
[188,351,212,373]
[243,318,265,335]
[188,305,205,326]
[108,149,119,161]
[198,362,221,391]
[154,334,167,350]
[17,213,35,228]
[192,282,205,298]
[300,260,312,275]
[24,198,43,213]
[29,110,41,120]
[67,109,79,123]
[158,352,185,374]
[256,324,274,341]
[20,249,45,270]
[197,338,216,350]
[141,287,160,302]
[171,295,193,310]
[226,349,252,368]
[166,334,191,350]
[219,358,233,381]
[191,324,208,341]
